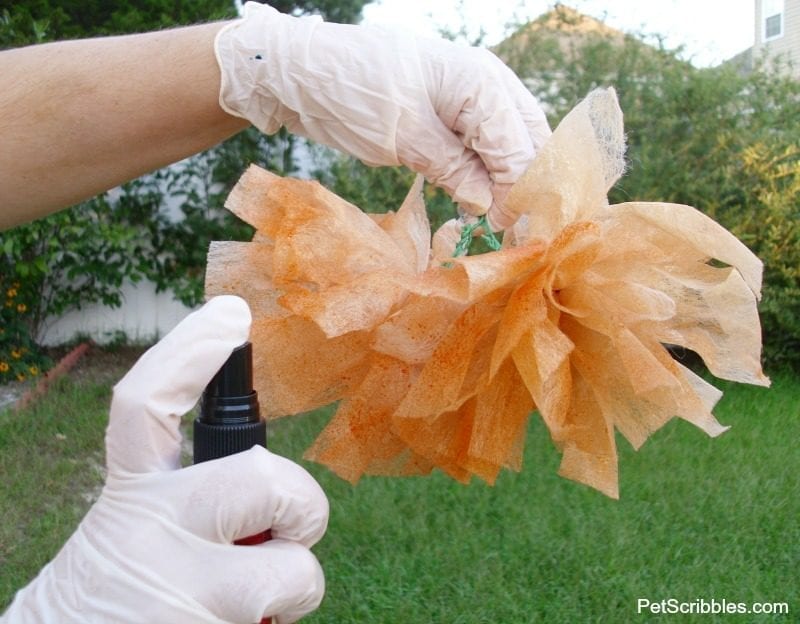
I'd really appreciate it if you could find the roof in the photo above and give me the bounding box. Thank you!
[494,4,627,62]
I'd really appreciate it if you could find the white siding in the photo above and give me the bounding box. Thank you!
[40,280,194,346]
[755,0,800,77]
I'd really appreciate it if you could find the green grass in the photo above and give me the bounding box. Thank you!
[0,348,135,603]
[1,350,798,622]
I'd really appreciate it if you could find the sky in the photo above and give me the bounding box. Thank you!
[361,0,755,67]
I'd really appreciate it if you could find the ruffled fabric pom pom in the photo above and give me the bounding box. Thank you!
[206,88,769,497]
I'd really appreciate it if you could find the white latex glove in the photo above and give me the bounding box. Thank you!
[215,1,551,231]
[1,296,328,624]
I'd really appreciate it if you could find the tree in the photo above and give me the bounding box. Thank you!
[267,0,366,23]
[0,0,370,44]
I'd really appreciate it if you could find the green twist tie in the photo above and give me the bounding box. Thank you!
[452,215,502,257]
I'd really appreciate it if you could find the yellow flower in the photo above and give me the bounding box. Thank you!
[16,373,26,382]
[4,300,11,308]
[16,303,27,313]
[6,288,17,298]
[0,362,9,372]
[29,366,39,376]
[10,349,21,359]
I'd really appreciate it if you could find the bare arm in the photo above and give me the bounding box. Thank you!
[0,22,248,230]
[1,7,551,232]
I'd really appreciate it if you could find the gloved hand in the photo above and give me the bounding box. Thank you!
[215,1,551,231]
[1,296,328,624]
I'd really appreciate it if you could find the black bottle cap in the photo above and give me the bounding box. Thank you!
[194,341,266,463]
[200,342,259,425]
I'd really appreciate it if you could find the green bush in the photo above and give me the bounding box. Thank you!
[0,196,148,345]
[0,278,50,384]
[314,156,458,230]
[730,143,800,368]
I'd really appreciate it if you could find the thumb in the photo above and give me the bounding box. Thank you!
[431,218,463,260]
[106,295,251,475]
[485,182,518,231]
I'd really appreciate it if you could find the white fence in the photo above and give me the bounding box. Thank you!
[40,280,194,347]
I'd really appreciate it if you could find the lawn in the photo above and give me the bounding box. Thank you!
[1,347,797,622]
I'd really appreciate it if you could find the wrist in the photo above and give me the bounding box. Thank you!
[214,2,319,134]
[214,1,408,168]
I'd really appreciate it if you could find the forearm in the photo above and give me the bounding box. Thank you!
[0,22,248,230]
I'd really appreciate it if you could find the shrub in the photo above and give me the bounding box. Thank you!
[0,278,50,384]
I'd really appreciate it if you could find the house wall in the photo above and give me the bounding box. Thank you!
[40,280,194,346]
[755,0,800,77]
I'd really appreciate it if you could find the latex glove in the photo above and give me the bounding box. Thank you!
[215,1,551,231]
[1,296,328,624]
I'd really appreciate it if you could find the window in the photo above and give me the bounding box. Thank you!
[763,0,784,41]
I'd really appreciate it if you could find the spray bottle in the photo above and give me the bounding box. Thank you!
[194,341,271,624]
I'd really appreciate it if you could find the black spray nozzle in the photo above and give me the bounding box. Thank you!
[194,341,266,463]
[200,342,260,425]
[204,341,254,400]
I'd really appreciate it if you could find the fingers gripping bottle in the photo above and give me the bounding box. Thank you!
[194,341,272,624]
